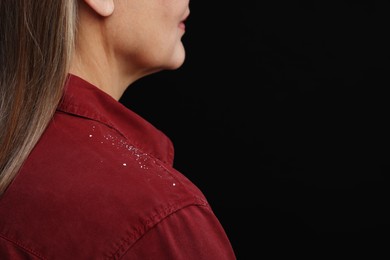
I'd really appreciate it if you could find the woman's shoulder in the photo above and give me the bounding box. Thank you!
[0,111,210,259]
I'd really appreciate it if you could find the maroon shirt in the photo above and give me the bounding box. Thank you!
[0,75,236,259]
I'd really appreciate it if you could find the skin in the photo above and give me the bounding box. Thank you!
[70,0,190,100]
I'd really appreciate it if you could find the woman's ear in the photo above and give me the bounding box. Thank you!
[83,0,115,17]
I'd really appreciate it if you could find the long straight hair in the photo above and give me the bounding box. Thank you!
[0,0,77,195]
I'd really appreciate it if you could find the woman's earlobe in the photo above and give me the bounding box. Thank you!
[83,0,115,17]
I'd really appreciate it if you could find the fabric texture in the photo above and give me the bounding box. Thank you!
[0,74,236,259]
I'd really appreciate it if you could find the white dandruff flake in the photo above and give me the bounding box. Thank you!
[123,163,127,166]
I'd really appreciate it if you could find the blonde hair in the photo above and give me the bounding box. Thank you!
[0,0,77,195]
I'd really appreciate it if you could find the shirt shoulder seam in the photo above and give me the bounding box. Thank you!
[110,199,209,260]
[0,233,46,260]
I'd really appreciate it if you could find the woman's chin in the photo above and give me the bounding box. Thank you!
[167,49,186,70]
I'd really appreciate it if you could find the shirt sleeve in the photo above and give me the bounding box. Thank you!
[121,205,237,260]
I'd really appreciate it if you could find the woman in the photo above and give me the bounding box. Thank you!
[0,0,236,259]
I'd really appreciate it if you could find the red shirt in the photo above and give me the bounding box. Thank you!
[0,75,236,259]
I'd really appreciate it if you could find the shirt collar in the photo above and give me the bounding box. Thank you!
[57,74,174,165]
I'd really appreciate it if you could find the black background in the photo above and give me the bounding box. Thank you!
[120,1,389,259]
